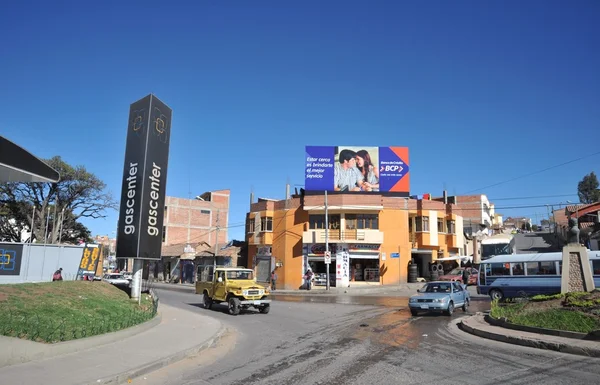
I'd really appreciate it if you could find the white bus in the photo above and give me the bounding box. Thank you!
[480,234,515,261]
[477,250,600,300]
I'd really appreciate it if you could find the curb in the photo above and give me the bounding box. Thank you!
[0,313,162,368]
[458,316,600,358]
[84,325,228,385]
[483,314,598,341]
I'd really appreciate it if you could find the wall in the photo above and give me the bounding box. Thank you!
[0,243,85,284]
[379,208,410,284]
[163,192,229,246]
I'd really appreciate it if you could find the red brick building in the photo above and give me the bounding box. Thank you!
[162,190,230,247]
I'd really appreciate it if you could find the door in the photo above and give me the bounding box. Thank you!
[452,282,465,305]
[213,270,227,300]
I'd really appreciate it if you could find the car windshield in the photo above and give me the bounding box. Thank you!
[448,268,463,275]
[226,270,254,280]
[422,283,452,293]
[109,274,124,279]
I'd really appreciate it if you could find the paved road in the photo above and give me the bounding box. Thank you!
[514,232,560,254]
[135,289,599,385]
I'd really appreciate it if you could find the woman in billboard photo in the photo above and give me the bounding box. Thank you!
[355,149,379,191]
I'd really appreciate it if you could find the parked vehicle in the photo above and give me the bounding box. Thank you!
[438,267,478,285]
[195,266,271,315]
[408,281,470,316]
[477,251,600,300]
[481,233,515,261]
[102,273,130,286]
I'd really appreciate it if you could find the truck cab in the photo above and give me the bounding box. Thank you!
[195,266,271,315]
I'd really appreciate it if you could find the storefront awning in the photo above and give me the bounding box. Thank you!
[0,136,60,183]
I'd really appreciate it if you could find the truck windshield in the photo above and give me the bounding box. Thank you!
[226,271,254,280]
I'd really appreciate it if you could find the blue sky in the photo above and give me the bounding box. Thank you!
[1,0,599,240]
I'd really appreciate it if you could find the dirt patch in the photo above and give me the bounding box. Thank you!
[0,292,7,302]
[522,298,562,312]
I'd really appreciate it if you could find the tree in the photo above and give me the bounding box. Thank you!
[577,172,600,204]
[525,222,531,231]
[521,223,526,231]
[0,156,117,244]
[532,224,539,231]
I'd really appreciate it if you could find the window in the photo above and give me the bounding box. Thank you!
[592,260,600,275]
[437,218,445,233]
[488,263,509,276]
[201,209,210,215]
[409,217,413,233]
[162,226,166,243]
[346,214,379,230]
[526,261,557,275]
[511,263,524,276]
[309,214,341,230]
[261,217,273,232]
[247,219,255,233]
[418,216,429,232]
[447,220,456,234]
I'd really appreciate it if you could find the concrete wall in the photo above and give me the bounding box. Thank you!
[0,243,85,284]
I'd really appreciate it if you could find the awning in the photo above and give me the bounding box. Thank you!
[0,136,60,183]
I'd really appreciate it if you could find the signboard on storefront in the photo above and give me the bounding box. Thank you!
[336,251,350,287]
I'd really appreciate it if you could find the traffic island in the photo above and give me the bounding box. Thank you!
[0,281,157,343]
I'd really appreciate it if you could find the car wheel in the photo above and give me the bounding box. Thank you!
[462,298,469,312]
[228,297,241,315]
[259,304,270,314]
[489,289,503,301]
[203,292,212,309]
[446,301,454,316]
[410,309,418,317]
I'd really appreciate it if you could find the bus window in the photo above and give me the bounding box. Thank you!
[489,263,509,276]
[527,261,557,275]
[592,260,600,275]
[511,263,524,275]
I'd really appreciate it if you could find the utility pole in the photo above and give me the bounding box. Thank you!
[325,190,330,290]
[213,209,220,272]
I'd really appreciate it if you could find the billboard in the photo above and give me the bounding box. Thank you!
[304,146,410,195]
[0,244,23,276]
[76,245,101,280]
[116,95,172,260]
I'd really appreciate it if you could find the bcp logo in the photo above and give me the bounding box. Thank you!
[380,165,403,172]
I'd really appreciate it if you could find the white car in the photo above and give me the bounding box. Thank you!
[102,273,130,286]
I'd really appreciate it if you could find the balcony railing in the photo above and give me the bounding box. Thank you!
[302,228,383,243]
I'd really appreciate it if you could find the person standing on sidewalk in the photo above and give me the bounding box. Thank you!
[462,267,471,287]
[271,270,278,291]
[304,268,314,290]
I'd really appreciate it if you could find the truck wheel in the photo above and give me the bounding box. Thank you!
[228,297,241,315]
[203,292,212,309]
[259,304,270,314]
[489,289,503,301]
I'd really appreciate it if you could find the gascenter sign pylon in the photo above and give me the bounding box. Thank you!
[116,94,172,260]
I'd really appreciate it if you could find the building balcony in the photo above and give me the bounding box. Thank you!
[302,229,384,244]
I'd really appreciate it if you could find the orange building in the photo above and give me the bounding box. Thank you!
[246,190,466,290]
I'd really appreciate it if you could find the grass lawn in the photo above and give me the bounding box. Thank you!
[0,281,156,343]
[490,291,600,334]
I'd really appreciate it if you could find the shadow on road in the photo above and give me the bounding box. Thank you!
[187,302,264,315]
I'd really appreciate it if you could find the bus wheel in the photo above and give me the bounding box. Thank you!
[489,289,503,301]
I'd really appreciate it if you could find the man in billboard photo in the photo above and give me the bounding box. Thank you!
[334,149,363,191]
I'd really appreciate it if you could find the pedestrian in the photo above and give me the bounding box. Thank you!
[304,268,314,290]
[462,267,471,287]
[52,268,63,281]
[271,270,278,291]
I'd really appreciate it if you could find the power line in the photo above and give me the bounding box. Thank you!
[490,193,577,201]
[462,150,600,194]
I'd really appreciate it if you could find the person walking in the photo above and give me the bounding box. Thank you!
[271,270,278,291]
[52,268,63,281]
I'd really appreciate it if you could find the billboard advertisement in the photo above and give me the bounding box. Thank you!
[76,245,101,280]
[0,243,23,276]
[304,146,410,195]
[116,95,172,260]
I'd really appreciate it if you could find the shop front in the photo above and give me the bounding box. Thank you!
[304,243,382,286]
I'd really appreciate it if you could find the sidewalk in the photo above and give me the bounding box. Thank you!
[460,312,600,358]
[0,304,223,385]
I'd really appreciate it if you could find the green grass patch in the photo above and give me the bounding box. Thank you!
[490,298,600,334]
[0,281,156,343]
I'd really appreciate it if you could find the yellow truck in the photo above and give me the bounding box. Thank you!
[195,266,271,315]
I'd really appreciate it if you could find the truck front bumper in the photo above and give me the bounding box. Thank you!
[239,299,272,305]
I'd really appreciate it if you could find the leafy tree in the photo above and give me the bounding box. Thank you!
[532,224,539,231]
[525,222,531,231]
[0,156,117,243]
[577,172,600,204]
[521,223,526,231]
